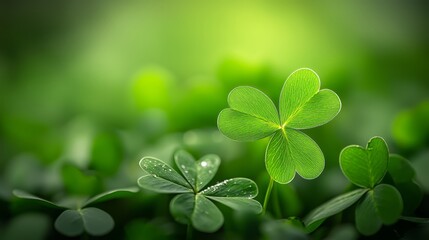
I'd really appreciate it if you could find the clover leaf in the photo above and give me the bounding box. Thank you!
[339,136,389,188]
[304,137,409,236]
[137,150,262,233]
[13,187,139,237]
[218,68,341,184]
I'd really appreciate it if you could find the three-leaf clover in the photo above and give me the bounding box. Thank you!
[218,68,341,184]
[304,137,404,235]
[12,187,139,237]
[137,150,262,233]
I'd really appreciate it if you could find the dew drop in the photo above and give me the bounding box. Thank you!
[200,161,208,167]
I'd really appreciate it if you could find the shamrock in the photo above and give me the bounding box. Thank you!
[137,150,262,233]
[303,137,413,235]
[217,68,341,184]
[12,187,139,237]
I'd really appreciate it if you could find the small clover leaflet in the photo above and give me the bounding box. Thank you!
[12,187,139,237]
[218,68,341,184]
[137,150,262,233]
[304,137,428,236]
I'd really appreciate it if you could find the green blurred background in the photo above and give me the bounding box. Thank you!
[1,0,428,239]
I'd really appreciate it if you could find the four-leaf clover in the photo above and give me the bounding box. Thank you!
[218,68,341,183]
[137,150,262,232]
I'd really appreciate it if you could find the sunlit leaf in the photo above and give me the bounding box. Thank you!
[217,86,280,141]
[280,69,341,129]
[340,137,389,188]
[54,207,114,237]
[355,184,403,235]
[266,129,324,184]
[303,189,368,229]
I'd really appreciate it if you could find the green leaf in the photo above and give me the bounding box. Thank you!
[137,175,192,193]
[83,187,139,207]
[170,194,224,233]
[303,189,368,229]
[266,129,324,184]
[218,86,280,141]
[174,150,220,192]
[388,154,415,183]
[90,132,123,176]
[200,178,258,198]
[169,193,194,225]
[207,197,262,214]
[340,137,389,188]
[138,157,192,193]
[12,190,67,209]
[400,216,429,224]
[395,181,422,214]
[355,184,403,235]
[54,208,114,237]
[192,195,224,232]
[279,68,341,129]
[61,164,100,196]
[200,178,262,213]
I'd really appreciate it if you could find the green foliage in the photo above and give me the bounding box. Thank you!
[137,150,262,232]
[218,68,341,184]
[355,184,403,235]
[339,136,389,188]
[304,137,428,236]
[12,188,138,237]
[303,189,368,231]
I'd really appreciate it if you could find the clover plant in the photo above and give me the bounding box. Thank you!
[137,150,262,233]
[217,68,341,211]
[12,187,138,237]
[304,137,427,235]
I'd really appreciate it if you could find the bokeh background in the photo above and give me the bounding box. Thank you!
[1,0,428,239]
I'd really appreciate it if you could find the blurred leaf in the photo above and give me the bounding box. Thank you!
[83,187,139,207]
[12,189,66,209]
[61,164,100,196]
[340,137,389,188]
[90,132,123,176]
[279,68,341,129]
[324,224,358,240]
[174,150,220,192]
[54,207,114,237]
[261,219,309,240]
[355,184,403,235]
[395,181,422,214]
[303,188,368,230]
[411,151,429,193]
[1,213,51,240]
[125,219,172,240]
[400,216,429,224]
[388,154,415,184]
[218,86,280,141]
[392,101,429,149]
[266,129,324,184]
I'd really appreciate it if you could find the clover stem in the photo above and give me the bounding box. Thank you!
[272,183,282,218]
[263,177,274,214]
[186,223,193,240]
